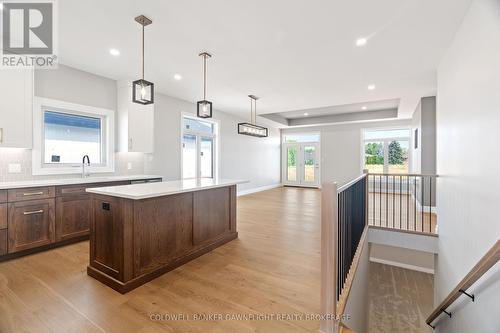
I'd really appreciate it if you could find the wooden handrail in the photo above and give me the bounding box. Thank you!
[426,239,500,327]
[339,323,357,333]
[367,172,439,177]
[338,174,368,193]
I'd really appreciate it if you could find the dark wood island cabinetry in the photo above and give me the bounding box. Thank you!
[86,179,244,293]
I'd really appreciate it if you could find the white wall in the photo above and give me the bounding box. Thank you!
[144,93,281,192]
[282,119,411,186]
[435,1,500,332]
[0,65,145,182]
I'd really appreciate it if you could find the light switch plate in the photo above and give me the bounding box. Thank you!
[8,163,21,173]
[127,162,132,170]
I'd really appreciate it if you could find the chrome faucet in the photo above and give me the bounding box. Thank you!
[82,155,90,178]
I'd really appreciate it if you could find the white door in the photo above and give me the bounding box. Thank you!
[283,142,320,187]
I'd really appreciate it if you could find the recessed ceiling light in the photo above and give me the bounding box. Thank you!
[356,38,367,46]
[304,112,309,116]
[368,84,376,90]
[362,106,367,110]
[109,48,120,56]
[174,74,182,81]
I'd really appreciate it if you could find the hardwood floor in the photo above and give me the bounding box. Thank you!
[0,187,321,333]
[368,262,434,333]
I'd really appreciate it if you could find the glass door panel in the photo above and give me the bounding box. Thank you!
[200,137,214,178]
[364,141,384,173]
[182,134,197,179]
[302,145,318,185]
[287,145,298,182]
[388,140,409,174]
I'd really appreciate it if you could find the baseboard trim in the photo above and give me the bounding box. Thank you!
[237,183,282,196]
[369,257,435,274]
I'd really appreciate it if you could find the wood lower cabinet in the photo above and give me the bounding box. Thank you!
[8,198,55,253]
[0,203,7,229]
[55,194,91,241]
[0,229,6,255]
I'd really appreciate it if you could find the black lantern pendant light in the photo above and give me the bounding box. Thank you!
[238,95,268,137]
[197,52,213,118]
[132,15,154,105]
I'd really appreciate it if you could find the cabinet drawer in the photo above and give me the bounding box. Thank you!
[8,186,55,202]
[0,190,6,203]
[0,229,6,255]
[8,199,55,253]
[0,203,6,229]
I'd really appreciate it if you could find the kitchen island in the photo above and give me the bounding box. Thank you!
[86,178,246,293]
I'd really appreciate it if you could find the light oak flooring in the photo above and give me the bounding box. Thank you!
[368,262,434,333]
[0,187,322,333]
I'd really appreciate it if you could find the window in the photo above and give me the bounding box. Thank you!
[363,128,410,174]
[181,115,218,179]
[43,111,103,164]
[32,97,115,175]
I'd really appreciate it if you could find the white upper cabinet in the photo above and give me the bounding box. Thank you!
[117,81,154,153]
[0,68,33,148]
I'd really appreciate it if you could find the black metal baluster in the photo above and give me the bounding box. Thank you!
[429,177,432,233]
[393,175,395,228]
[407,176,409,231]
[386,175,388,228]
[414,176,417,231]
[421,176,424,233]
[399,176,402,230]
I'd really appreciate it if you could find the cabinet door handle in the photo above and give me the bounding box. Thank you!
[23,191,44,196]
[23,209,44,215]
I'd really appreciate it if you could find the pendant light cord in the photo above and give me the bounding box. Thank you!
[142,25,145,80]
[203,54,207,100]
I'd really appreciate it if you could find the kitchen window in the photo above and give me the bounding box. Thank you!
[363,128,410,174]
[32,97,115,175]
[181,115,218,179]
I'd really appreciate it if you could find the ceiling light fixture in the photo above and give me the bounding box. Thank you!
[132,15,154,105]
[362,106,367,110]
[356,38,367,46]
[109,48,120,56]
[197,52,213,118]
[174,74,182,81]
[368,84,376,90]
[238,95,268,138]
[304,112,309,116]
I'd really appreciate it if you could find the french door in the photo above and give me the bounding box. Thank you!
[182,134,215,179]
[283,142,320,187]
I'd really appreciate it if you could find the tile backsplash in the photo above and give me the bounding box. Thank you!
[0,148,146,182]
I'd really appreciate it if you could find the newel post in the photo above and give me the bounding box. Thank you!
[320,182,339,333]
[363,169,369,227]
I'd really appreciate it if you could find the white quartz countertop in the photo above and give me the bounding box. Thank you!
[0,175,162,190]
[86,178,248,200]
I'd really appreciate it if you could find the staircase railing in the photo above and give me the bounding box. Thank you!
[426,239,500,329]
[367,173,438,234]
[320,174,368,333]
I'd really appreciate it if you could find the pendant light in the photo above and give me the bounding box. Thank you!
[197,52,213,118]
[132,15,154,105]
[238,95,268,137]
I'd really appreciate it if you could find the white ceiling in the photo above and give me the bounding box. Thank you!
[57,0,472,123]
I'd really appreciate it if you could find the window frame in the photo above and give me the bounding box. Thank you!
[32,97,115,175]
[180,113,219,180]
[361,127,412,174]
